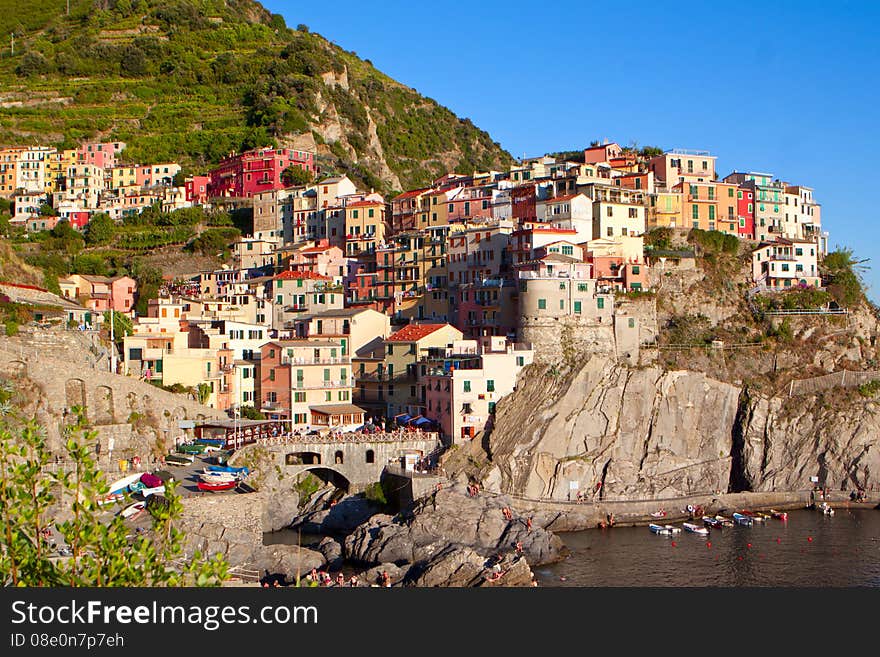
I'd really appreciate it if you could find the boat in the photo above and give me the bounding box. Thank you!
[195,437,225,447]
[117,501,146,519]
[649,524,672,535]
[197,480,237,492]
[664,525,682,534]
[199,471,236,484]
[702,516,724,530]
[177,443,207,455]
[97,491,125,506]
[742,510,769,522]
[683,522,710,536]
[650,510,667,519]
[819,502,835,516]
[106,472,142,496]
[732,513,754,526]
[206,465,250,476]
[715,515,735,527]
[770,509,788,521]
[164,453,194,466]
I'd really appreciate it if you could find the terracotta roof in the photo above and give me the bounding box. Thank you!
[543,194,579,203]
[300,245,333,254]
[275,270,331,281]
[393,188,430,201]
[386,323,449,342]
[347,199,384,208]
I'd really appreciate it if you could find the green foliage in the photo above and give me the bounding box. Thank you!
[4,318,18,336]
[364,481,388,506]
[822,248,866,308]
[639,145,664,158]
[238,406,265,420]
[662,313,714,345]
[689,228,739,256]
[292,472,322,504]
[196,382,211,405]
[765,318,794,344]
[858,380,880,397]
[281,165,313,187]
[754,288,832,311]
[103,310,133,343]
[643,227,673,251]
[188,227,240,255]
[84,213,116,246]
[0,410,228,586]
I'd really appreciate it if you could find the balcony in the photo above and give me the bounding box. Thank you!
[518,269,589,280]
[293,379,354,390]
[262,401,282,411]
[281,356,350,366]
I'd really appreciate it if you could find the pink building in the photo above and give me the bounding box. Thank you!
[583,142,622,165]
[446,186,494,223]
[63,275,137,315]
[207,147,315,199]
[136,164,180,188]
[185,175,210,204]
[286,242,348,280]
[77,142,126,169]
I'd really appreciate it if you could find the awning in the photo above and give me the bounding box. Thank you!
[395,413,412,424]
[412,417,432,426]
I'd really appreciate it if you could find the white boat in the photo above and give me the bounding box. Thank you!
[117,501,146,519]
[106,473,142,495]
[683,522,709,536]
[819,502,835,516]
[732,512,753,526]
[649,524,672,535]
[140,485,165,498]
[664,524,682,534]
[199,471,235,484]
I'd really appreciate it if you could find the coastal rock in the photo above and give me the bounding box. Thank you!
[292,494,381,535]
[359,563,406,587]
[343,484,566,567]
[263,490,301,533]
[402,545,535,587]
[317,537,344,571]
[249,545,325,583]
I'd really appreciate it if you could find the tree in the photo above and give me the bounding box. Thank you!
[0,410,228,586]
[281,165,313,187]
[84,212,115,246]
[196,383,211,405]
[39,203,57,217]
[239,406,265,420]
[103,310,133,344]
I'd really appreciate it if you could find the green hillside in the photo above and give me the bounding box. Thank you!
[0,0,513,192]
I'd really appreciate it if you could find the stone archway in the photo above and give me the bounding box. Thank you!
[2,360,26,379]
[65,378,86,410]
[93,385,114,424]
[301,467,351,493]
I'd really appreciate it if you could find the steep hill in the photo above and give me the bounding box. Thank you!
[0,0,513,192]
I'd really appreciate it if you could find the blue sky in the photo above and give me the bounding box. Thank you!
[264,0,880,300]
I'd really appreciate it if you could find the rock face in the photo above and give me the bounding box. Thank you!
[344,483,567,567]
[402,545,534,588]
[291,493,382,535]
[250,545,325,583]
[480,356,880,500]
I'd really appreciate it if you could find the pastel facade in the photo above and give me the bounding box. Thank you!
[751,239,821,289]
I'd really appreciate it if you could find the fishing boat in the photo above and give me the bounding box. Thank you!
[649,524,672,535]
[164,453,194,466]
[206,465,250,476]
[106,473,142,495]
[683,522,710,536]
[650,510,667,519]
[195,437,225,447]
[197,480,237,492]
[770,509,788,521]
[819,502,835,516]
[732,512,754,526]
[199,471,236,484]
[715,515,735,527]
[664,525,682,534]
[177,443,207,455]
[97,491,125,506]
[702,516,724,530]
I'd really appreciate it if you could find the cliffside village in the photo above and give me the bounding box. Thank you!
[0,141,831,444]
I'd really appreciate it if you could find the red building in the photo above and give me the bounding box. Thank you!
[207,147,315,199]
[185,175,210,204]
[511,183,538,222]
[737,187,755,239]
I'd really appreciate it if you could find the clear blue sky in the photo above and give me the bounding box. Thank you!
[264,0,880,300]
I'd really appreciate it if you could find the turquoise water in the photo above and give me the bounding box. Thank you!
[535,508,880,587]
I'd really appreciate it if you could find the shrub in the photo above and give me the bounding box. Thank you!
[858,380,880,397]
[364,481,388,506]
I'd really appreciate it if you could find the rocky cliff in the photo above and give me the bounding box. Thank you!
[455,356,880,501]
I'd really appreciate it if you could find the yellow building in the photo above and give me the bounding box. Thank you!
[109,165,139,191]
[344,199,387,256]
[45,149,77,195]
[647,191,682,229]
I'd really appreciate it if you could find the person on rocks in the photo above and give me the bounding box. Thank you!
[349,575,359,587]
[381,571,391,587]
[336,573,345,587]
[526,517,533,532]
[515,541,523,554]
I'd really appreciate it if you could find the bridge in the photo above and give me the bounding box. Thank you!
[229,431,443,491]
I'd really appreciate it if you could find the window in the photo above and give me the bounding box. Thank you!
[462,403,473,414]
[562,245,573,256]
[607,227,613,237]
[269,369,275,381]
[632,265,640,274]
[689,184,697,197]
[574,301,582,314]
[294,392,306,403]
[628,208,638,218]
[368,208,374,218]
[692,205,699,220]
[463,381,471,392]
[606,206,613,217]
[537,298,546,310]
[325,391,332,401]
[628,318,636,328]
[387,344,394,355]
[597,297,605,310]
[488,402,496,414]
[748,203,753,213]
[728,188,734,197]
[781,264,790,272]
[516,356,525,367]
[559,299,565,310]
[708,206,715,221]
[795,248,803,256]
[559,282,566,290]
[323,368,330,381]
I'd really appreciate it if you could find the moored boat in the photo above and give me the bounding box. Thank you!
[206,465,249,477]
[197,480,237,492]
[732,512,753,526]
[819,502,835,516]
[117,501,146,519]
[195,437,225,447]
[770,509,788,521]
[741,510,768,522]
[164,453,194,466]
[683,522,709,535]
[649,523,672,535]
[199,470,236,484]
[106,472,142,495]
[177,443,207,455]
[650,510,667,519]
[702,516,723,530]
[664,524,682,534]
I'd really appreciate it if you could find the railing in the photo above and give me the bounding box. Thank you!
[789,370,880,396]
[517,270,589,280]
[764,308,845,316]
[234,430,441,447]
[281,357,349,366]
